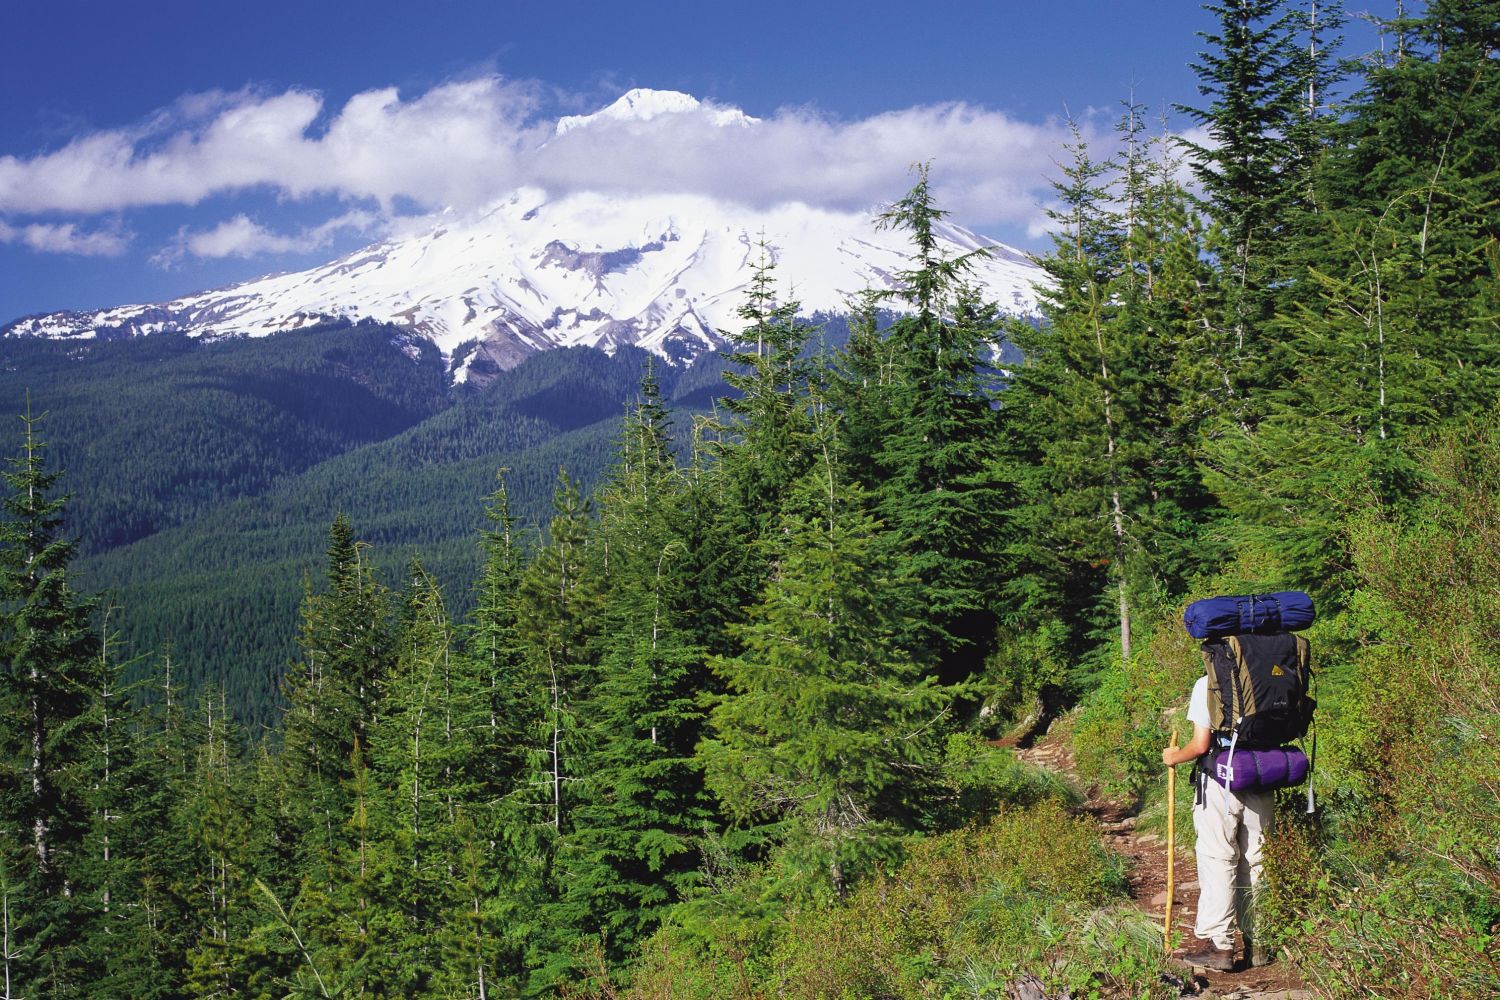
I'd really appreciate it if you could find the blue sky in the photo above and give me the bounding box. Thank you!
[0,1,1377,321]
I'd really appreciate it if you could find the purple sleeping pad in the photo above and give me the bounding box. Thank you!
[1183,590,1315,639]
[1205,746,1309,792]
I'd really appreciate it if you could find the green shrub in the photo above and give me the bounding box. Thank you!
[1258,424,1500,998]
[1069,613,1201,799]
[770,801,1130,998]
[627,801,1179,999]
[928,734,1079,830]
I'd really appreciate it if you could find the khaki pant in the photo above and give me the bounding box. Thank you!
[1192,775,1275,951]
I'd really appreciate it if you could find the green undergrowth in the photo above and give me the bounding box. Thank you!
[612,798,1179,1000]
[1063,610,1200,803]
[1257,425,1500,999]
[1057,424,1500,998]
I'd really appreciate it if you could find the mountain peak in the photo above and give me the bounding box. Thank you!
[3,191,1045,388]
[555,88,756,135]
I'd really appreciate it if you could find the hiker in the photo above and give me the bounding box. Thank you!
[1160,592,1317,972]
[1161,673,1275,972]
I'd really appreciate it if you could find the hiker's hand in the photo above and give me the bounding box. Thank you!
[1162,747,1178,767]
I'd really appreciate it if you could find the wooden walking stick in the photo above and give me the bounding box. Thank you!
[1164,728,1179,950]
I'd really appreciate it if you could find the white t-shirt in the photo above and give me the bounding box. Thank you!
[1187,675,1211,729]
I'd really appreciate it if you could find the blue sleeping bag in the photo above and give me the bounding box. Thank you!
[1183,591,1315,639]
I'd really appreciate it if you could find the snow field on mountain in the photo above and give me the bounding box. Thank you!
[3,90,1048,382]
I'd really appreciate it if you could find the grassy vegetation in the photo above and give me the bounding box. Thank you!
[1044,423,1500,998]
[614,797,1178,1000]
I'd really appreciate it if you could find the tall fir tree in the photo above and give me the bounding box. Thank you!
[462,472,547,992]
[178,691,261,1000]
[1002,118,1218,685]
[860,166,1010,685]
[514,470,604,989]
[69,609,172,999]
[715,242,821,554]
[702,413,948,897]
[278,514,395,898]
[554,363,716,974]
[1176,0,1304,416]
[0,406,102,998]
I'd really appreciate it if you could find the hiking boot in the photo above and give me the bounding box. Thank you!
[1180,939,1236,972]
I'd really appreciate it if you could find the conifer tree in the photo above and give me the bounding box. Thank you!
[467,472,532,791]
[553,364,715,972]
[512,471,604,987]
[69,610,174,998]
[434,810,509,1000]
[1283,0,1348,198]
[462,473,547,991]
[279,514,395,897]
[689,255,821,673]
[112,651,206,999]
[1002,126,1127,672]
[1003,120,1217,680]
[864,166,1009,683]
[179,691,259,999]
[351,561,475,997]
[702,416,947,897]
[516,471,601,840]
[1177,0,1303,404]
[716,242,821,546]
[828,291,901,491]
[671,420,758,661]
[0,407,102,997]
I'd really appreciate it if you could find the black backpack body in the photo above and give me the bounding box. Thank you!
[1200,631,1315,749]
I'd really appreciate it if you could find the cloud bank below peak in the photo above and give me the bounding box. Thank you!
[1,77,1093,260]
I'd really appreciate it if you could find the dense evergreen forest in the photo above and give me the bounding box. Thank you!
[2,1,1497,996]
[0,315,861,729]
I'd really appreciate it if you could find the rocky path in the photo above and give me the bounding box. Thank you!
[1010,736,1315,1000]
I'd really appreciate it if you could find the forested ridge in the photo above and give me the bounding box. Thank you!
[71,340,719,729]
[0,315,858,730]
[1,2,1497,997]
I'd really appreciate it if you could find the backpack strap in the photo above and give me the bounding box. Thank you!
[1292,633,1312,686]
[1201,638,1238,732]
[1226,634,1247,724]
[1305,663,1318,814]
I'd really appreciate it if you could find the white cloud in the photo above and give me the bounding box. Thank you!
[0,76,1113,250]
[0,79,542,216]
[525,102,1075,232]
[0,219,130,256]
[151,210,378,267]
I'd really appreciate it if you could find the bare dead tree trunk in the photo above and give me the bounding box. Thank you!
[1308,1,1318,116]
[99,612,115,918]
[30,685,45,881]
[444,645,455,827]
[2,877,19,1000]
[411,693,426,873]
[548,652,562,831]
[473,891,489,1000]
[27,411,44,880]
[1093,307,1133,664]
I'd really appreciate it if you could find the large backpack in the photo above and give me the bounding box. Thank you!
[1200,632,1315,748]
[1198,632,1318,808]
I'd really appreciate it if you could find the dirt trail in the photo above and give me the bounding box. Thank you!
[1010,734,1315,1000]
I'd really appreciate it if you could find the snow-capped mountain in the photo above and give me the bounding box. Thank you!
[2,90,1046,385]
[555,87,758,134]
